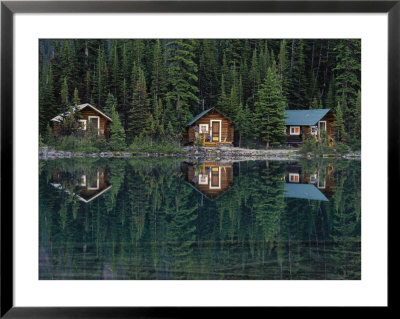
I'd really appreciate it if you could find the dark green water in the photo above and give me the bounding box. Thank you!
[39,158,361,280]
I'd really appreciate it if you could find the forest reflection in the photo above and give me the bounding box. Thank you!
[39,158,361,280]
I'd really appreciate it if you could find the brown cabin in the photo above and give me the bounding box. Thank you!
[184,108,234,147]
[51,166,112,203]
[284,163,335,200]
[184,162,234,200]
[50,103,113,139]
[285,109,335,145]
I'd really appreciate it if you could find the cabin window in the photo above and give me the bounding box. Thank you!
[78,120,87,130]
[318,177,326,189]
[309,174,318,183]
[310,126,318,135]
[318,121,327,132]
[289,173,300,183]
[290,126,300,135]
[87,171,100,190]
[199,124,209,134]
[198,174,208,185]
[88,116,100,135]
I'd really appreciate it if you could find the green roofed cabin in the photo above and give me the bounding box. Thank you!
[285,108,335,145]
[184,108,234,147]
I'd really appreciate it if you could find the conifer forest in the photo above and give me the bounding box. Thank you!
[39,39,361,150]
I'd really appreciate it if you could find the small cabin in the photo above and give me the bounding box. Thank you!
[51,166,112,203]
[184,162,234,201]
[184,108,234,147]
[285,109,335,145]
[50,103,113,139]
[284,163,335,200]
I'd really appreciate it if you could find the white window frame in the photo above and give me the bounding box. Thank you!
[209,167,221,189]
[80,175,86,187]
[318,121,327,137]
[78,119,87,130]
[198,174,208,185]
[310,125,318,135]
[309,174,318,183]
[87,171,100,190]
[88,116,100,135]
[318,177,326,189]
[290,126,301,135]
[210,120,222,142]
[289,173,300,183]
[199,124,209,134]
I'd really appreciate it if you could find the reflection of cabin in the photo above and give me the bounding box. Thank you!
[284,163,335,201]
[50,103,113,139]
[285,109,335,145]
[184,162,234,200]
[184,108,234,147]
[51,167,112,203]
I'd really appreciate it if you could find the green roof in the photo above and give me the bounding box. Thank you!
[285,109,331,126]
[186,108,214,126]
[284,183,328,201]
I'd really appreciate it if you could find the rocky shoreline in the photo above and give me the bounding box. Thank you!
[39,146,361,161]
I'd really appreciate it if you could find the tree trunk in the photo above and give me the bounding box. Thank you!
[266,141,269,149]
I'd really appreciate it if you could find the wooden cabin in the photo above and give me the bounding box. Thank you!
[284,163,335,200]
[50,103,113,139]
[51,166,112,203]
[184,162,234,200]
[184,108,234,147]
[285,109,335,145]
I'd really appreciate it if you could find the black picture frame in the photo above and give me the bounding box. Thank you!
[1,0,394,317]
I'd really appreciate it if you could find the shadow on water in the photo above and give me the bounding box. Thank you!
[39,158,361,280]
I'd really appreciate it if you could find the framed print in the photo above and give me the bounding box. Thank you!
[1,0,394,317]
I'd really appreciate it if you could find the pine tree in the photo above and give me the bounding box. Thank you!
[235,103,252,147]
[354,90,361,141]
[198,40,218,109]
[60,77,69,109]
[334,100,346,142]
[165,39,199,133]
[150,39,166,103]
[104,93,118,117]
[73,87,80,105]
[254,67,287,148]
[310,97,319,109]
[127,67,149,142]
[109,104,126,151]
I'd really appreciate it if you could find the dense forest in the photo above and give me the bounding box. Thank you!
[39,158,361,279]
[39,39,361,149]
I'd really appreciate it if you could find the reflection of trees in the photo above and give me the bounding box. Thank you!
[39,158,361,280]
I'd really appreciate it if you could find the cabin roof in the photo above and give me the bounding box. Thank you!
[285,109,331,126]
[184,180,233,201]
[50,103,113,123]
[186,107,232,127]
[50,182,113,203]
[284,183,328,201]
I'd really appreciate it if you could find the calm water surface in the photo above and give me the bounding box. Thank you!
[39,158,361,280]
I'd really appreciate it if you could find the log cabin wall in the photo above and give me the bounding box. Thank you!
[78,108,111,137]
[51,106,111,139]
[286,110,336,144]
[187,164,234,200]
[187,109,234,144]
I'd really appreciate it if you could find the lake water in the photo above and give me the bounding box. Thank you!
[39,158,361,280]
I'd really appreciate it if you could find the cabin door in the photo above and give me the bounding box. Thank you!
[211,121,220,142]
[210,167,220,189]
[88,116,100,135]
